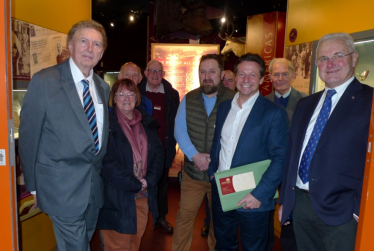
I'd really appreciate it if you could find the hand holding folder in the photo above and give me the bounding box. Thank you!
[214,159,278,212]
[237,193,262,209]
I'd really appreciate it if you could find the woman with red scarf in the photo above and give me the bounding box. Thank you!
[97,79,164,251]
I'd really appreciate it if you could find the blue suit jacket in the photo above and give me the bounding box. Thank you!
[208,94,289,212]
[279,78,373,226]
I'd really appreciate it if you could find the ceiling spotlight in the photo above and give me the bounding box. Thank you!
[110,23,114,27]
[130,15,134,21]
[221,17,226,23]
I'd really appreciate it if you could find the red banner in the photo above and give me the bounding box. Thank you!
[260,12,277,96]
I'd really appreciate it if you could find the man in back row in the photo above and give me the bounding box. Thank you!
[266,58,307,123]
[222,70,236,91]
[138,60,180,233]
[266,58,307,251]
[118,62,153,115]
[279,32,373,251]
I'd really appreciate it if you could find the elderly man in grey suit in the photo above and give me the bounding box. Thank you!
[266,58,307,122]
[265,58,307,251]
[19,20,109,251]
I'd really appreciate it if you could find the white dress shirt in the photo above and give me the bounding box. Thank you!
[70,58,104,150]
[296,76,353,190]
[274,87,291,98]
[217,91,259,172]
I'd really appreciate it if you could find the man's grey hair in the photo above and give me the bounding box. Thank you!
[268,58,295,74]
[67,20,107,51]
[146,60,164,71]
[316,32,356,53]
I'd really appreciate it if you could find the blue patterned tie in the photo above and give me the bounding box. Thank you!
[82,79,99,155]
[298,89,336,183]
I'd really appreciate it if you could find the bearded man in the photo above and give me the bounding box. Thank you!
[172,54,235,251]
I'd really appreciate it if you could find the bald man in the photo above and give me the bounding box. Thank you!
[118,62,153,115]
[222,70,236,91]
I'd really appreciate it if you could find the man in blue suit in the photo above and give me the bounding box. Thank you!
[208,53,289,251]
[279,32,373,251]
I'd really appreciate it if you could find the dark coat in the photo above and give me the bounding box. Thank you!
[138,78,180,168]
[96,107,165,234]
[208,95,289,212]
[279,79,373,226]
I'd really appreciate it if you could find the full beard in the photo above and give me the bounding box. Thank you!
[200,81,220,95]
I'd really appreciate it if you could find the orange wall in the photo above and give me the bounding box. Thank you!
[11,0,91,33]
[0,0,17,250]
[285,0,374,46]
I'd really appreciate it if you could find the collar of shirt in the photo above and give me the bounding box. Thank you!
[69,57,93,85]
[231,91,259,111]
[295,76,354,190]
[146,82,165,93]
[274,87,292,98]
[324,76,353,97]
[323,75,353,112]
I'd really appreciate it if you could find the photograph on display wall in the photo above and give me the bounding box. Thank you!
[284,41,313,94]
[12,19,31,80]
[12,18,70,80]
[29,23,69,77]
[151,43,219,176]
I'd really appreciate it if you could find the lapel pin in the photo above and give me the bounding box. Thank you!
[352,96,355,99]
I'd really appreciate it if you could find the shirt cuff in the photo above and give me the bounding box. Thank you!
[185,148,199,161]
[30,191,36,195]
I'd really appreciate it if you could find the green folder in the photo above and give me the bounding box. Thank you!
[214,159,278,212]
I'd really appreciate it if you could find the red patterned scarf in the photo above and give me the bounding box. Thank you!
[116,106,148,179]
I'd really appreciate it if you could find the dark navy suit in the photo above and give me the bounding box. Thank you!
[208,95,288,251]
[279,79,373,226]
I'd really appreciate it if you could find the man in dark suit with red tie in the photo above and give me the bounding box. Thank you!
[279,32,373,251]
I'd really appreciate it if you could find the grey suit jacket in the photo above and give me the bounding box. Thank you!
[265,87,307,122]
[19,59,110,217]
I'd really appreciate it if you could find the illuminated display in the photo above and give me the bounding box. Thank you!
[151,43,220,100]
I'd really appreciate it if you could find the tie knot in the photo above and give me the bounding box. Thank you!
[81,79,89,88]
[326,89,336,98]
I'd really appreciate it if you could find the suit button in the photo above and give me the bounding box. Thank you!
[292,187,294,190]
[92,161,95,165]
[91,149,95,152]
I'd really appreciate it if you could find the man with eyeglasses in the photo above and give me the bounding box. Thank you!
[279,32,373,251]
[138,59,180,233]
[118,62,153,115]
[265,58,307,251]
[19,20,110,251]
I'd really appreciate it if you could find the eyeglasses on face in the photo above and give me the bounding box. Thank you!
[146,69,164,75]
[316,52,355,66]
[115,92,136,100]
